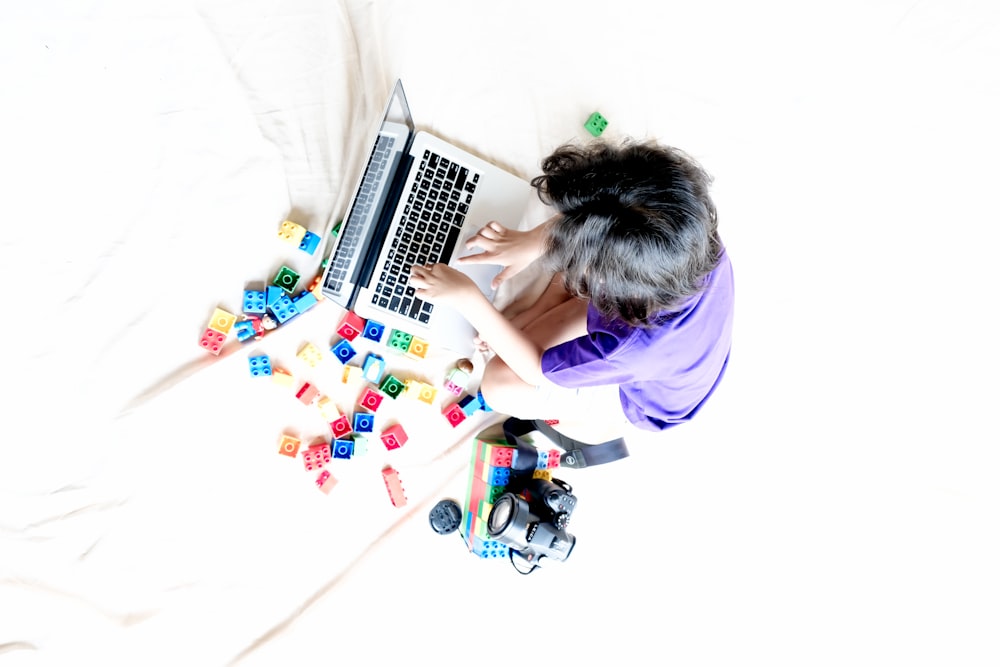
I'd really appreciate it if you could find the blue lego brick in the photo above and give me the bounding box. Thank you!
[459,393,481,417]
[362,353,386,384]
[268,294,299,324]
[362,319,386,343]
[243,290,266,314]
[471,536,509,560]
[487,466,511,486]
[536,451,549,469]
[234,319,256,342]
[248,354,272,377]
[477,389,492,413]
[292,290,318,313]
[332,439,354,459]
[266,285,285,309]
[353,412,374,433]
[330,339,357,364]
[299,231,321,255]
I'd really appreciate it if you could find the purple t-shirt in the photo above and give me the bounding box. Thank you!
[540,250,734,431]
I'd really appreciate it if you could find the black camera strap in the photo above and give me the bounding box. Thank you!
[501,417,629,471]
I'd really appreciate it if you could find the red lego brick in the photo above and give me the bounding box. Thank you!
[381,465,407,507]
[296,382,320,405]
[547,449,560,468]
[199,327,226,355]
[380,423,408,450]
[303,442,331,471]
[359,386,384,412]
[329,414,352,439]
[336,311,365,341]
[442,403,466,427]
[489,446,514,468]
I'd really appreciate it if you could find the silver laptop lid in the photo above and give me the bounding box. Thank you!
[320,81,415,308]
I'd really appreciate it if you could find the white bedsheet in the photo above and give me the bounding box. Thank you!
[2,0,998,664]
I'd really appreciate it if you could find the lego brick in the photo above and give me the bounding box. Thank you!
[199,327,226,355]
[307,274,325,300]
[359,386,384,412]
[378,374,405,399]
[297,342,324,367]
[547,449,561,468]
[299,230,320,255]
[272,368,294,387]
[458,393,480,417]
[329,414,352,439]
[362,354,386,384]
[273,265,301,293]
[278,434,301,458]
[381,466,407,507]
[266,285,285,309]
[488,446,514,468]
[417,384,438,405]
[362,319,385,343]
[387,329,412,353]
[316,469,338,494]
[248,354,272,377]
[442,403,466,427]
[292,290,318,313]
[342,365,364,385]
[332,439,354,460]
[331,339,357,364]
[296,382,320,405]
[303,442,331,471]
[209,308,236,335]
[471,537,509,560]
[380,423,408,450]
[487,466,511,486]
[337,311,365,341]
[242,290,266,314]
[536,451,549,470]
[278,219,307,245]
[316,395,340,422]
[584,111,608,136]
[352,436,368,456]
[353,412,374,433]
[532,469,553,481]
[406,336,429,359]
[268,294,299,324]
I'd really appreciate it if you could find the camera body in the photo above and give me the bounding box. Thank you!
[486,476,578,568]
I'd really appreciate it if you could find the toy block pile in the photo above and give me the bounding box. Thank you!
[460,436,517,559]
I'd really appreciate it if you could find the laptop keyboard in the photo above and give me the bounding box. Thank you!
[324,134,397,296]
[372,149,480,323]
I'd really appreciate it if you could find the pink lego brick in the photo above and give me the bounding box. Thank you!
[330,414,352,439]
[381,465,407,507]
[442,403,466,427]
[359,386,384,412]
[336,311,365,341]
[296,382,320,405]
[199,327,226,355]
[316,469,338,494]
[303,442,331,471]
[380,423,408,450]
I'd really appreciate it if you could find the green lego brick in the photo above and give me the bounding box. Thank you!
[273,265,301,293]
[584,111,608,137]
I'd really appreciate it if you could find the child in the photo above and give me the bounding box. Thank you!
[409,139,734,443]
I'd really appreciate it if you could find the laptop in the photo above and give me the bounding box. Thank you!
[320,79,534,356]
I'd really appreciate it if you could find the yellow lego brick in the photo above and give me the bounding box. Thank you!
[278,219,307,245]
[209,307,236,335]
[341,365,363,384]
[272,368,294,387]
[418,384,437,405]
[532,469,553,481]
[402,379,423,400]
[406,336,429,359]
[316,395,340,422]
[297,342,324,367]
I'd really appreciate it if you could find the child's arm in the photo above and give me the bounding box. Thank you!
[410,264,548,385]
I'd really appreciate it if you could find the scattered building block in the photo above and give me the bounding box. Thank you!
[316,469,338,494]
[209,307,236,335]
[278,434,301,458]
[353,412,374,433]
[584,111,608,136]
[268,293,299,324]
[272,367,294,387]
[296,382,320,405]
[316,395,340,422]
[379,374,405,399]
[406,336,429,359]
[299,230,320,255]
[303,442,331,471]
[248,354,272,377]
[243,290,266,314]
[331,339,357,364]
[381,466,407,507]
[278,219,307,245]
[297,342,324,367]
[292,290,318,313]
[387,329,412,353]
[273,265,300,293]
[362,353,386,384]
[352,436,368,456]
[332,439,354,460]
[199,327,226,355]
[362,319,385,343]
[234,319,256,342]
[443,403,466,427]
[359,386,384,412]
[337,311,365,341]
[342,365,364,385]
[380,423,408,450]
[330,414,352,439]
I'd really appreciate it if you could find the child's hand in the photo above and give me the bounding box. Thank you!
[409,264,482,307]
[457,219,551,290]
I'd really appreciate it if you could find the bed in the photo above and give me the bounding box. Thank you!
[2,0,998,664]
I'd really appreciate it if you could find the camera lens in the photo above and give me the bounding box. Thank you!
[487,495,514,536]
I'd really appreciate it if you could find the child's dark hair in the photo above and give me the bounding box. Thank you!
[531,139,721,326]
